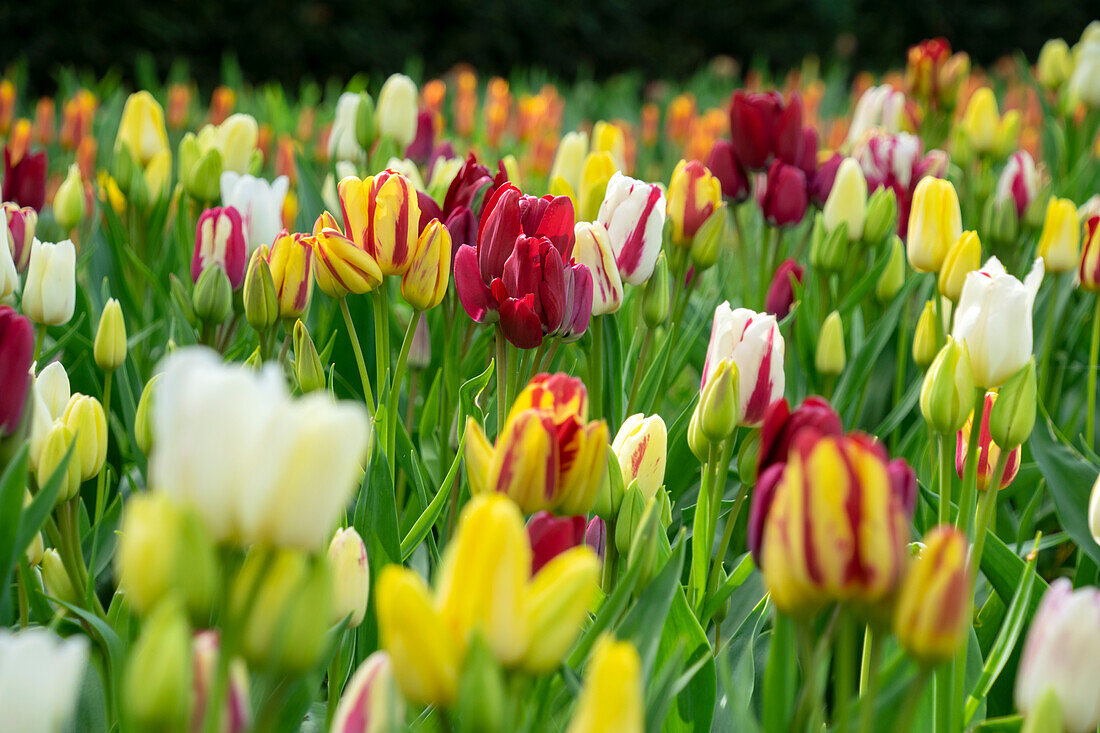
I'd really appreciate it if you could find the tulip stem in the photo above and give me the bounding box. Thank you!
[33,323,45,362]
[1038,273,1061,403]
[495,327,508,435]
[1087,295,1100,448]
[339,298,376,418]
[86,372,113,608]
[955,389,987,537]
[898,670,931,733]
[371,290,388,403]
[706,474,748,604]
[858,628,881,733]
[937,433,952,526]
[589,315,603,419]
[387,310,422,470]
[325,633,344,730]
[626,328,653,415]
[835,613,856,733]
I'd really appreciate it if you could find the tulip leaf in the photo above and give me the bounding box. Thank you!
[459,358,495,429]
[658,587,717,733]
[400,431,466,560]
[14,445,70,567]
[617,536,685,675]
[1028,414,1100,566]
[762,611,798,733]
[0,443,30,623]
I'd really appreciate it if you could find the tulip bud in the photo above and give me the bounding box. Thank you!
[690,203,728,271]
[585,517,607,561]
[243,247,278,332]
[912,300,939,368]
[593,445,626,520]
[982,195,1018,247]
[737,430,760,487]
[376,74,418,148]
[191,631,251,733]
[624,493,660,588]
[328,527,370,628]
[22,239,77,326]
[62,394,106,481]
[611,414,667,500]
[41,548,78,608]
[124,599,192,730]
[93,298,127,372]
[53,163,84,232]
[193,206,247,289]
[402,218,452,310]
[876,236,906,303]
[615,483,648,557]
[293,320,326,393]
[907,177,962,273]
[765,259,804,320]
[699,358,739,443]
[1021,689,1065,733]
[816,311,846,376]
[566,636,644,733]
[112,143,136,196]
[989,359,1037,449]
[939,231,981,302]
[1037,197,1080,274]
[169,273,199,328]
[549,131,589,197]
[456,635,506,733]
[962,87,999,154]
[862,187,898,246]
[1037,39,1072,90]
[572,221,623,316]
[1082,216,1100,293]
[823,158,867,241]
[642,252,670,328]
[38,422,81,503]
[894,526,971,664]
[192,264,233,324]
[668,159,722,246]
[921,339,975,434]
[190,147,224,203]
[333,652,405,733]
[956,392,1022,491]
[0,307,34,439]
[0,233,17,302]
[687,404,709,462]
[809,212,847,272]
[134,374,161,456]
[355,91,377,152]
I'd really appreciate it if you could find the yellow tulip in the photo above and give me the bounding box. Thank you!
[906,177,962,273]
[115,91,168,167]
[939,230,982,301]
[961,87,999,154]
[566,636,644,733]
[1037,197,1081,273]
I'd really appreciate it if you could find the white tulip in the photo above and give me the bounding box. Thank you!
[0,226,17,300]
[0,628,87,733]
[597,171,666,286]
[21,239,75,326]
[847,84,907,144]
[951,256,1044,389]
[220,172,290,252]
[1089,472,1100,546]
[376,74,419,148]
[702,303,785,427]
[328,92,366,164]
[383,157,425,191]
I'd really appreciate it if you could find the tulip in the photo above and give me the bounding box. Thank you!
[192,207,247,289]
[847,84,909,144]
[728,90,783,170]
[876,236,906,303]
[823,158,867,240]
[523,546,600,672]
[442,153,497,221]
[757,396,844,474]
[689,203,727,271]
[527,512,586,575]
[376,74,418,147]
[328,527,370,628]
[123,599,194,730]
[402,218,451,310]
[339,170,420,277]
[332,652,405,733]
[243,247,278,331]
[1082,216,1100,292]
[210,113,259,175]
[854,130,946,237]
[760,433,909,614]
[572,221,622,315]
[951,256,1043,388]
[220,172,290,253]
[22,239,76,326]
[1068,40,1100,109]
[863,188,899,245]
[464,373,608,514]
[309,211,384,299]
[1037,38,1073,89]
[151,347,370,551]
[92,298,127,372]
[809,152,843,209]
[597,171,666,285]
[191,631,251,733]
[62,394,106,481]
[907,176,962,273]
[115,91,169,168]
[266,230,313,319]
[956,392,1021,491]
[894,526,971,664]
[939,230,982,302]
[1037,197,1080,274]
[761,160,808,227]
[0,307,33,436]
[612,413,667,500]
[705,139,751,203]
[192,264,233,324]
[329,92,367,163]
[2,143,47,212]
[591,120,626,171]
[1015,579,1100,733]
[764,258,804,320]
[53,163,84,232]
[920,339,975,434]
[816,311,846,376]
[912,299,940,368]
[549,131,589,198]
[566,636,644,733]
[292,320,326,394]
[642,252,670,328]
[577,151,616,222]
[995,151,1040,220]
[30,362,71,461]
[667,159,722,247]
[989,359,1037,449]
[0,628,87,732]
[3,202,36,272]
[702,303,785,426]
[961,87,999,154]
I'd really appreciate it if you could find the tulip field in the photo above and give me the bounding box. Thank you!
[5,21,1100,733]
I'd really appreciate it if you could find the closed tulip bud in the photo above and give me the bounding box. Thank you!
[190,146,224,203]
[737,430,760,486]
[995,110,1021,158]
[457,635,506,733]
[585,516,607,561]
[266,230,313,319]
[41,548,77,608]
[1037,197,1080,273]
[38,422,81,502]
[578,151,617,222]
[0,246,16,302]
[22,239,76,326]
[3,202,37,272]
[549,131,589,197]
[192,263,233,324]
[402,218,451,310]
[62,394,106,481]
[115,90,169,169]
[53,163,84,232]
[593,446,626,520]
[93,299,127,372]
[823,158,867,241]
[233,548,332,672]
[939,231,981,302]
[376,74,418,147]
[1083,216,1100,292]
[1021,689,1065,733]
[1037,39,1073,89]
[527,512,586,575]
[863,187,898,246]
[989,359,1037,449]
[328,527,370,628]
[243,247,278,332]
[573,221,622,316]
[642,252,670,328]
[956,392,1022,491]
[612,413,667,500]
[191,631,251,733]
[124,599,192,730]
[876,236,906,303]
[912,300,940,368]
[690,203,728,271]
[355,91,377,152]
[894,526,971,664]
[668,159,722,247]
[907,177,962,273]
[0,307,34,439]
[1015,579,1100,733]
[333,651,405,733]
[921,339,975,434]
[112,142,136,196]
[699,358,739,443]
[523,546,600,672]
[116,493,216,617]
[687,404,709,461]
[292,320,326,394]
[761,159,809,228]
[816,311,846,376]
[566,636,644,733]
[615,483,647,557]
[809,212,845,272]
[962,87,999,154]
[134,374,160,456]
[765,258,804,320]
[193,207,247,289]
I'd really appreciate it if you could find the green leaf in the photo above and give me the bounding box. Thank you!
[658,587,717,733]
[761,611,797,733]
[400,431,467,560]
[617,540,686,675]
[0,444,30,623]
[1028,415,1100,566]
[459,359,495,428]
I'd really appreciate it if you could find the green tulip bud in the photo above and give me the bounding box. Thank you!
[456,634,506,733]
[876,236,907,303]
[355,92,378,152]
[989,359,1037,449]
[293,320,326,393]
[134,374,161,457]
[737,430,760,487]
[699,358,739,443]
[642,252,670,329]
[1021,688,1064,733]
[177,133,200,188]
[920,338,975,434]
[112,144,136,196]
[912,300,940,369]
[41,548,78,609]
[54,164,85,232]
[94,298,127,372]
[615,482,647,557]
[193,264,233,324]
[690,203,727,271]
[983,195,1018,246]
[124,598,193,730]
[687,403,709,462]
[243,248,278,332]
[625,493,660,588]
[169,273,199,327]
[810,213,847,272]
[815,311,846,376]
[862,187,897,246]
[593,444,625,519]
[188,147,223,204]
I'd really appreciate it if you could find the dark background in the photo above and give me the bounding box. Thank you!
[0,0,1094,93]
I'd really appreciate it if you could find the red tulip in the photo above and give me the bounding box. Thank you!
[760,160,808,227]
[705,139,751,203]
[417,190,441,235]
[527,511,587,575]
[405,110,435,166]
[0,305,34,436]
[764,258,804,320]
[809,152,843,208]
[758,396,843,474]
[728,91,783,171]
[2,147,47,212]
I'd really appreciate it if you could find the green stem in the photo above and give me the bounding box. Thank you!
[1038,274,1060,401]
[589,315,603,419]
[706,475,748,599]
[386,310,422,471]
[626,328,653,415]
[33,324,45,362]
[955,389,987,537]
[1087,295,1100,447]
[326,634,344,730]
[858,628,881,733]
[898,671,931,733]
[601,516,618,593]
[371,290,387,400]
[688,444,716,607]
[835,613,856,733]
[339,298,376,418]
[495,327,508,435]
[938,433,952,526]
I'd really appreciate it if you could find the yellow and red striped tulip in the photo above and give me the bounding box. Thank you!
[667,159,722,248]
[266,230,314,319]
[1080,215,1100,292]
[955,391,1021,491]
[894,525,971,664]
[309,212,383,299]
[338,170,420,277]
[401,218,451,310]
